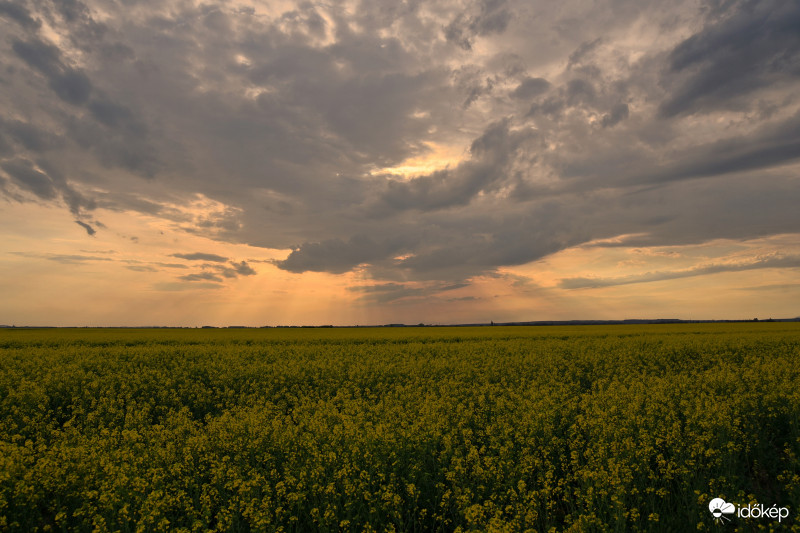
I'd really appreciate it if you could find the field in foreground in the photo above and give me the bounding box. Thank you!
[0,324,799,532]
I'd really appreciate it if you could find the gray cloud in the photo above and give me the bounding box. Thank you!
[445,0,513,51]
[560,254,800,289]
[75,220,96,236]
[3,119,63,151]
[126,265,157,272]
[171,253,229,262]
[216,261,257,278]
[1,0,798,289]
[347,283,408,293]
[154,263,189,269]
[601,103,629,128]
[643,112,800,184]
[11,38,61,75]
[1,159,57,200]
[10,252,113,264]
[511,77,551,99]
[0,154,96,216]
[50,68,93,105]
[346,281,470,304]
[567,38,603,69]
[0,1,40,29]
[153,281,223,291]
[227,260,256,276]
[277,234,411,274]
[12,38,94,105]
[659,0,800,117]
[179,272,224,283]
[368,119,539,213]
[172,257,256,284]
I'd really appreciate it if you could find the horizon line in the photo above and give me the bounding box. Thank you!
[2,317,799,329]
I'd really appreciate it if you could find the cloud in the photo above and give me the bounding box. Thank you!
[659,0,800,117]
[511,77,551,99]
[154,263,189,269]
[179,272,224,283]
[173,258,256,284]
[560,254,800,289]
[3,119,63,151]
[1,159,57,200]
[277,235,410,274]
[346,281,460,304]
[2,0,799,291]
[447,295,478,302]
[567,38,603,69]
[0,155,95,216]
[0,1,40,29]
[11,38,61,75]
[601,103,629,128]
[227,260,256,276]
[347,282,408,293]
[445,0,513,51]
[655,113,800,182]
[126,265,157,272]
[171,252,229,262]
[75,220,96,236]
[10,252,113,264]
[12,38,93,105]
[216,261,257,278]
[368,119,539,213]
[153,282,223,291]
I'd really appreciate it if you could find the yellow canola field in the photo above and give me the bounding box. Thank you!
[0,324,798,532]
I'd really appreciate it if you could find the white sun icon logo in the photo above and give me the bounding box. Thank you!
[709,498,736,523]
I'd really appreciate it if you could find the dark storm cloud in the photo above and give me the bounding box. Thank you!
[445,0,513,51]
[567,38,603,69]
[49,68,93,105]
[9,29,157,178]
[34,158,96,215]
[2,0,799,286]
[601,103,629,128]
[638,111,800,184]
[277,234,412,274]
[0,134,13,156]
[171,253,229,262]
[659,0,800,117]
[87,98,141,132]
[12,38,93,105]
[511,77,551,99]
[11,38,61,74]
[0,1,40,29]
[0,152,95,215]
[1,159,57,200]
[3,119,63,151]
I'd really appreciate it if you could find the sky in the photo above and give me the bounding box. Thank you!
[1,0,799,326]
